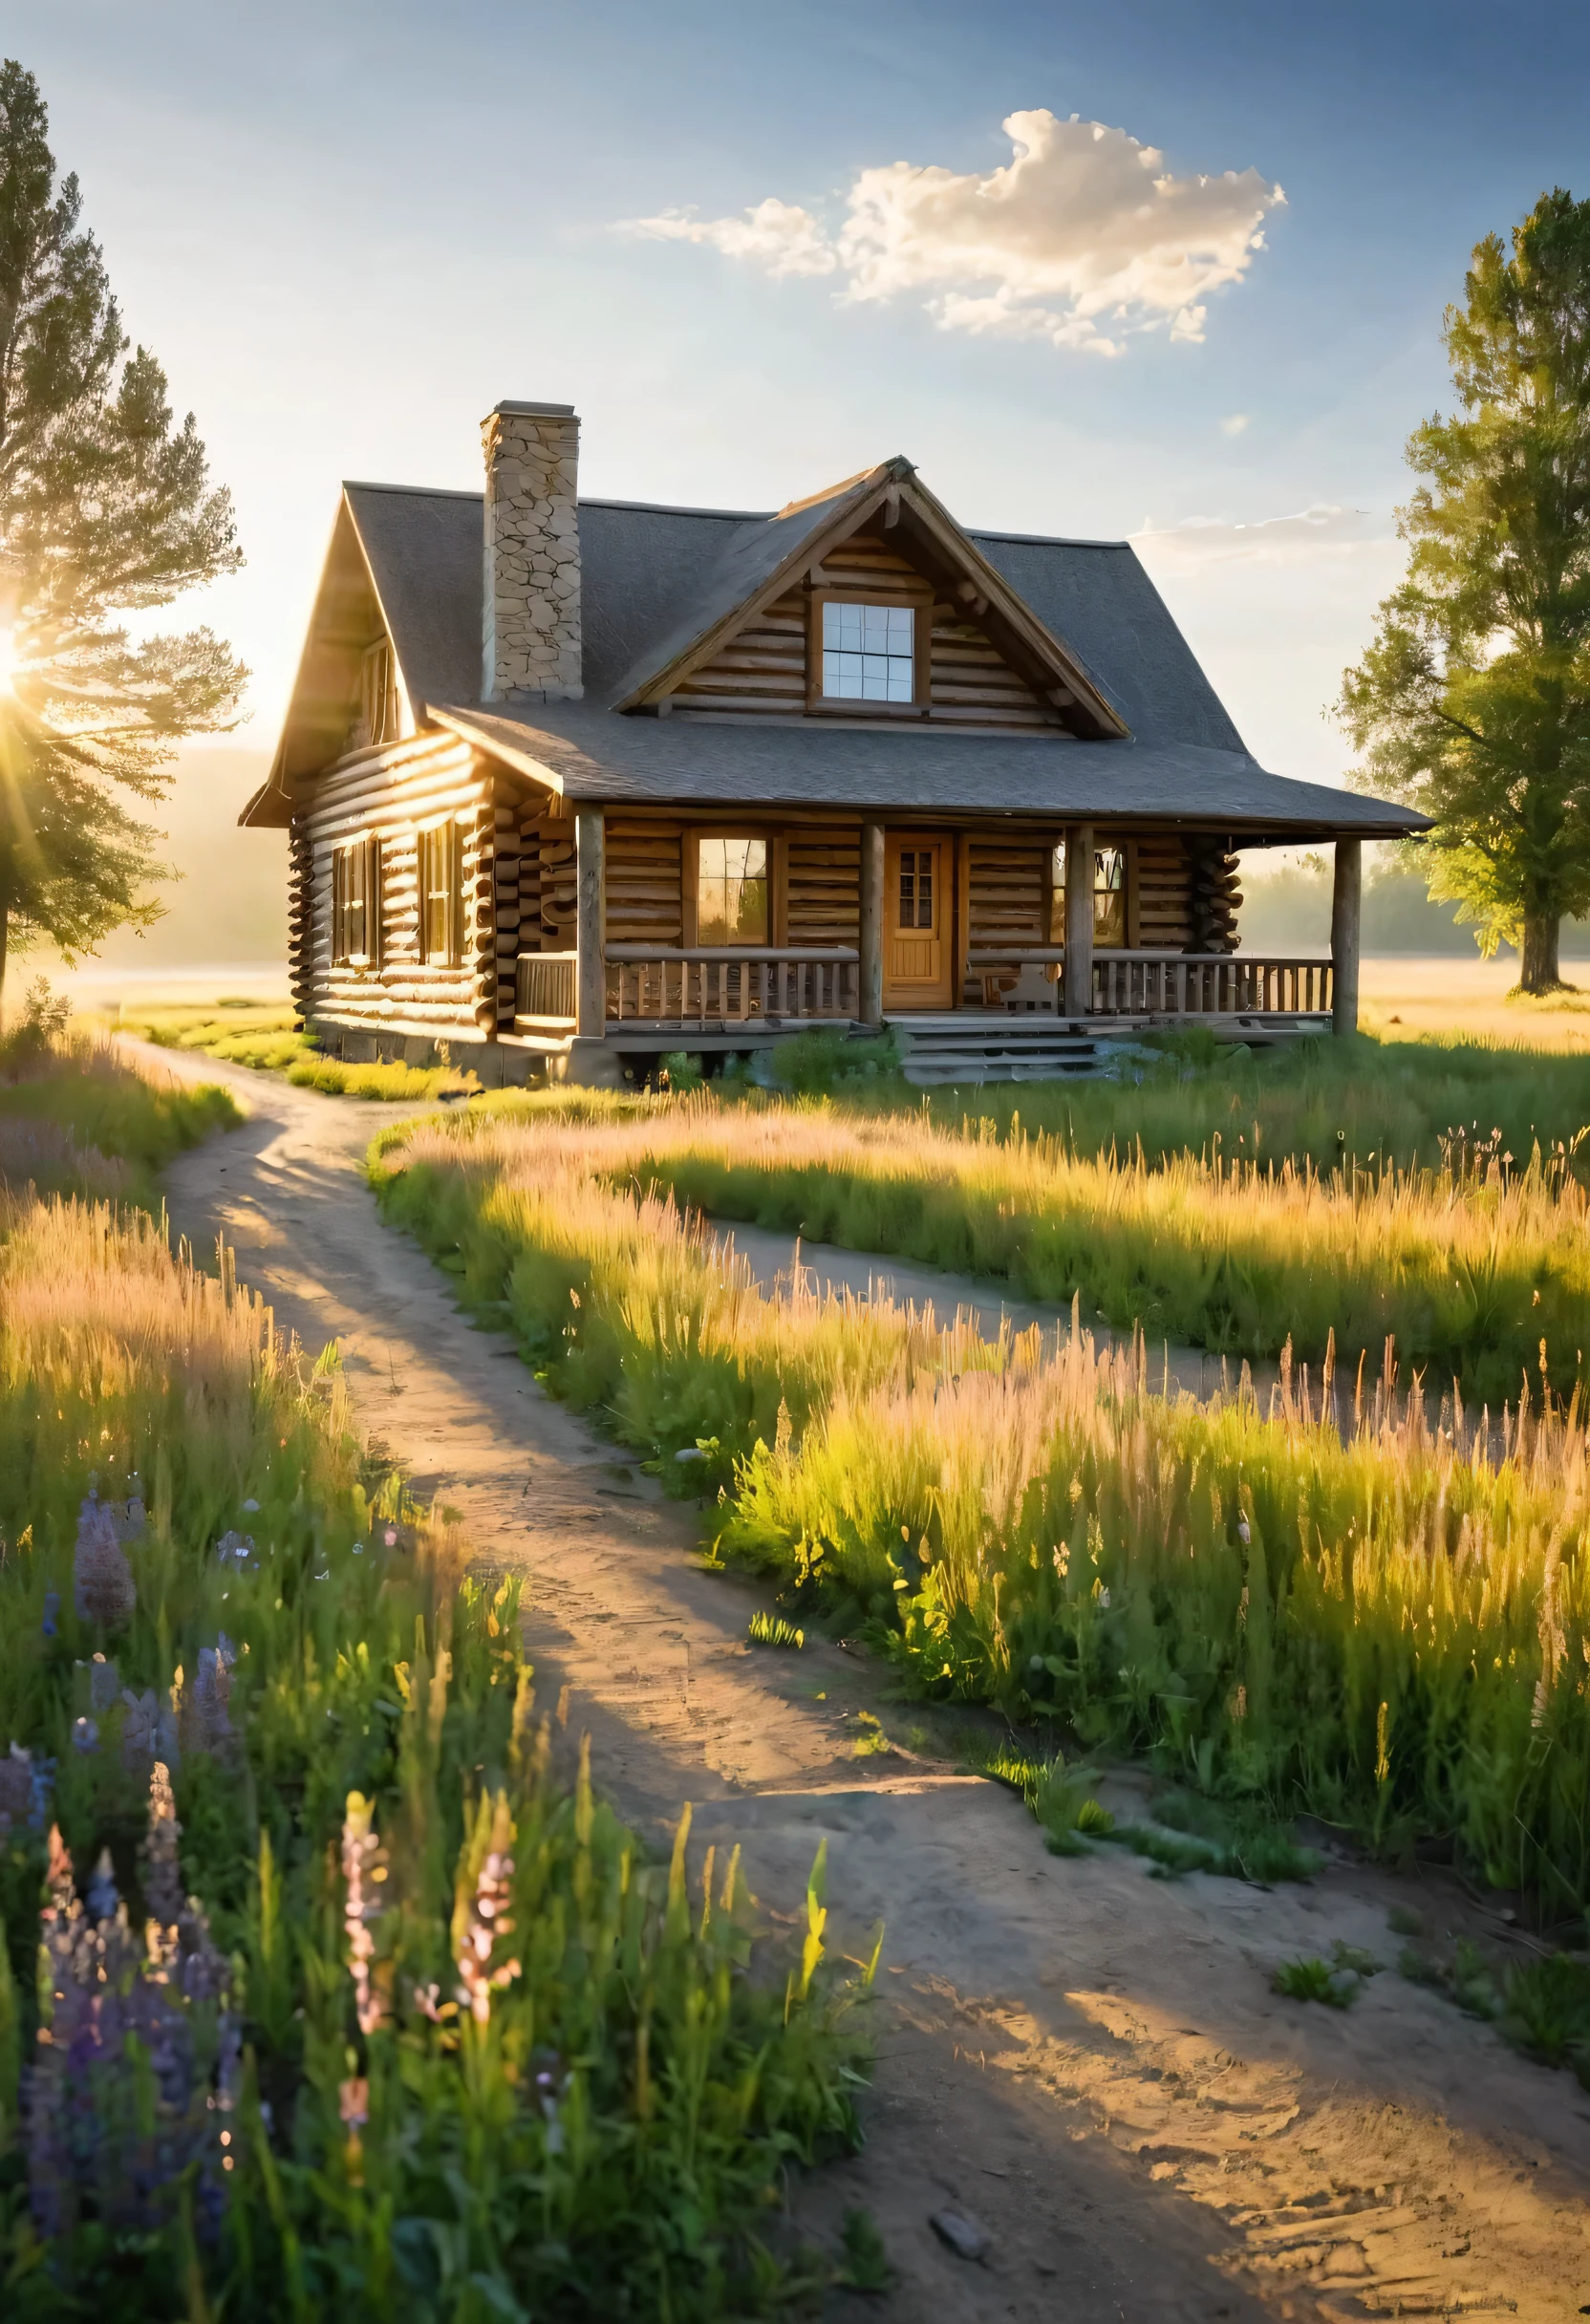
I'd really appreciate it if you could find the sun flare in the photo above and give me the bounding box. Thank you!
[0,627,17,695]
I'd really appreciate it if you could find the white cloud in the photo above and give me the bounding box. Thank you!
[1130,504,1390,575]
[631,196,837,279]
[624,109,1283,355]
[1219,412,1251,437]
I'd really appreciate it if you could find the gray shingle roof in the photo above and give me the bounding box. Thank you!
[257,477,1426,838]
[431,699,1423,838]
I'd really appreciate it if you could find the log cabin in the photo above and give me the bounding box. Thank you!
[244,399,1428,1086]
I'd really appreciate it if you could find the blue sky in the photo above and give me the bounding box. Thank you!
[16,0,1590,807]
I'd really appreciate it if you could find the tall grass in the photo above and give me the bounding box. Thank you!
[0,1017,237,1206]
[119,1001,472,1102]
[418,1095,1590,1404]
[846,1027,1590,1178]
[373,1101,1590,1924]
[0,1199,870,2314]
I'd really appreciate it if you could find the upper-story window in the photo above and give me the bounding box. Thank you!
[697,835,768,944]
[359,636,398,748]
[821,603,915,704]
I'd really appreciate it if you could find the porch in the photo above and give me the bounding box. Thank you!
[504,811,1363,1082]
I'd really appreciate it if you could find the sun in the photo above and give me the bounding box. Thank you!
[0,628,17,695]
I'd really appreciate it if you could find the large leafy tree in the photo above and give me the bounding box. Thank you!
[0,58,245,996]
[1340,190,1590,992]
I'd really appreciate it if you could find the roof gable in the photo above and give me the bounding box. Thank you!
[608,460,1128,740]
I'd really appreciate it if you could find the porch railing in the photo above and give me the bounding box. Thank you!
[1091,952,1333,1017]
[966,949,1333,1017]
[515,952,577,1023]
[606,946,860,1026]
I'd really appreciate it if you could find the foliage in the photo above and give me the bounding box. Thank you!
[118,1006,472,1102]
[0,998,236,1204]
[482,1085,1590,1403]
[284,1054,475,1105]
[746,1611,804,1650]
[0,60,246,995]
[761,1028,900,1098]
[0,1197,871,2314]
[370,1097,1590,1924]
[1339,189,1590,990]
[841,1025,1590,1182]
[1273,1956,1356,2008]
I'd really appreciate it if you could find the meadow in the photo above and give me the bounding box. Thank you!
[0,1064,868,2313]
[0,991,239,1208]
[118,999,470,1103]
[372,1083,1590,1948]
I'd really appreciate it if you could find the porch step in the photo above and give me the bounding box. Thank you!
[889,1015,1112,1087]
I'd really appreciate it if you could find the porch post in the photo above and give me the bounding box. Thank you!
[1063,823,1094,1018]
[859,821,885,1027]
[575,806,606,1038]
[1331,836,1361,1036]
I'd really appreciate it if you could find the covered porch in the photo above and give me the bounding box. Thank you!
[505,809,1364,1077]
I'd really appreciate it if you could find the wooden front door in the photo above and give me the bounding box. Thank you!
[884,832,955,1008]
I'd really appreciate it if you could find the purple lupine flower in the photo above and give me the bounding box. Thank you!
[74,1492,137,1629]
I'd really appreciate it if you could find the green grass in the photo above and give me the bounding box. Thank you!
[0,1194,872,2315]
[839,1025,1590,1181]
[0,1018,238,1206]
[368,1097,1590,1926]
[118,1002,475,1103]
[747,1609,805,1649]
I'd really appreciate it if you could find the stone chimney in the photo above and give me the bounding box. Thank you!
[481,399,583,703]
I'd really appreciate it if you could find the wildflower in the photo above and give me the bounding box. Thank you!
[214,1530,256,1571]
[86,1847,119,1922]
[0,1741,39,1839]
[88,1654,121,1715]
[74,1490,138,1629]
[41,1587,59,1638]
[188,1637,236,1755]
[455,1798,522,2026]
[338,2076,370,2128]
[341,1792,389,2035]
[71,1717,98,1754]
[241,1498,260,1514]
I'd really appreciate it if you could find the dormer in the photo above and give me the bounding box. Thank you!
[612,458,1127,740]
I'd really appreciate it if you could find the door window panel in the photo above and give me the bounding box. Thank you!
[897,849,935,929]
[697,835,769,945]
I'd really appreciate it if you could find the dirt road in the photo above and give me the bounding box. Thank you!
[140,1045,1590,2321]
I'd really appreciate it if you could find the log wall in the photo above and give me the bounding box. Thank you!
[299,731,498,1037]
[668,523,1065,730]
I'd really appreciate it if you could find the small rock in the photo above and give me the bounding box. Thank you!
[674,1447,706,1463]
[930,2208,991,2263]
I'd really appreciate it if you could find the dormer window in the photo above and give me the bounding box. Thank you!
[359,636,398,747]
[821,603,916,704]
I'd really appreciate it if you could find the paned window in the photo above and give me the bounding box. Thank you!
[419,822,462,966]
[697,835,768,945]
[1094,846,1126,947]
[359,637,398,747]
[821,602,915,703]
[896,849,935,930]
[332,836,380,968]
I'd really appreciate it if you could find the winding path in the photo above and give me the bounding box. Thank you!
[137,1043,1590,2323]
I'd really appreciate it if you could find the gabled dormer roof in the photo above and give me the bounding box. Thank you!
[606,457,1127,739]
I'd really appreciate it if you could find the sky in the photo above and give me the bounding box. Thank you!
[13,0,1590,966]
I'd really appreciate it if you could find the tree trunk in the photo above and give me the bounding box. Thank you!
[1519,910,1563,993]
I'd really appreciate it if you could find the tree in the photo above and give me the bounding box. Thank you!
[0,58,245,998]
[1340,189,1590,992]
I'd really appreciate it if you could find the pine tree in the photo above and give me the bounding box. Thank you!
[1340,190,1590,992]
[0,58,245,997]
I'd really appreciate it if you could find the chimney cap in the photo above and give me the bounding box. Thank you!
[486,398,577,420]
